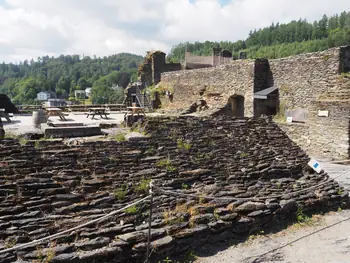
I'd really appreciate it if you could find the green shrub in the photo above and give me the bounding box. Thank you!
[125,205,139,214]
[113,133,126,142]
[134,178,151,194]
[114,185,128,200]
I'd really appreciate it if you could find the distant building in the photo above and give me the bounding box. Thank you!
[85,87,92,97]
[45,99,67,108]
[37,91,57,101]
[75,90,86,99]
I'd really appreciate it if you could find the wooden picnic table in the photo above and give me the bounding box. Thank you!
[86,108,109,120]
[126,106,145,116]
[0,108,12,123]
[46,108,67,121]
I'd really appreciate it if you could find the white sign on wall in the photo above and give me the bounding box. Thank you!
[308,159,322,173]
[286,117,293,123]
[318,110,329,117]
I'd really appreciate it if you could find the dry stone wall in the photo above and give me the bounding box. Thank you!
[270,47,350,110]
[0,116,348,263]
[161,60,255,116]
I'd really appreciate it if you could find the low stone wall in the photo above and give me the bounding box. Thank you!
[0,116,348,263]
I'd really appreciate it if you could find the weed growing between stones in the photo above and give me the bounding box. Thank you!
[163,210,185,225]
[114,185,128,200]
[134,178,151,194]
[296,206,310,223]
[337,188,344,195]
[177,138,192,151]
[45,242,57,263]
[240,152,248,158]
[155,158,176,172]
[35,246,44,262]
[4,133,28,145]
[4,238,16,248]
[273,101,287,123]
[125,205,139,214]
[182,183,189,190]
[112,133,127,142]
[145,147,156,155]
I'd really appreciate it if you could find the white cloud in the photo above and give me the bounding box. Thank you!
[0,0,349,62]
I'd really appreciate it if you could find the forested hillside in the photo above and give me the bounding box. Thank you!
[168,11,350,62]
[0,53,144,105]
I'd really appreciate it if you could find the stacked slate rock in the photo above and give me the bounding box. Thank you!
[0,116,348,263]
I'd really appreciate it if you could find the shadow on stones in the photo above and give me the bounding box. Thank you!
[162,206,346,263]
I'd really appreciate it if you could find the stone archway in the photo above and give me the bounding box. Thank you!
[227,95,245,117]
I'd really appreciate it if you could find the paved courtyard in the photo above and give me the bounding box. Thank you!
[3,112,130,135]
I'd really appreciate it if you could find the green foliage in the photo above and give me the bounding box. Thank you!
[134,178,151,194]
[182,183,189,190]
[125,205,139,214]
[296,206,310,223]
[0,53,143,105]
[112,133,127,142]
[341,72,350,79]
[156,158,177,172]
[167,11,350,62]
[177,139,192,151]
[114,185,128,200]
[273,102,287,122]
[5,238,16,248]
[240,152,248,158]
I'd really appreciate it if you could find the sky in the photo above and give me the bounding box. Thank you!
[0,0,350,63]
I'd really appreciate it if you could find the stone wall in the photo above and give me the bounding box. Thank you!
[278,101,350,160]
[269,48,343,110]
[308,100,350,159]
[161,60,255,116]
[0,116,348,263]
[161,46,350,113]
[277,122,310,153]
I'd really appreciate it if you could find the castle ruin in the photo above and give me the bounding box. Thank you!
[158,46,350,160]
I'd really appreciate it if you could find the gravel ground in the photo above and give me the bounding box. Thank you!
[194,162,350,263]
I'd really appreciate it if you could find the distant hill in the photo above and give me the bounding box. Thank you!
[0,53,144,105]
[167,11,350,62]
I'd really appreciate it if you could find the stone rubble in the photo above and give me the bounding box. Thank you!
[0,116,348,263]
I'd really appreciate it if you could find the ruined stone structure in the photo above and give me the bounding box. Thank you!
[160,46,350,160]
[0,116,348,263]
[185,48,232,69]
[138,51,182,87]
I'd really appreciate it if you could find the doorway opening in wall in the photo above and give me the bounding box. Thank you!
[253,86,279,117]
[227,95,245,117]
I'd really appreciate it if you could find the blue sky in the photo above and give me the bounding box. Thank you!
[0,0,349,62]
